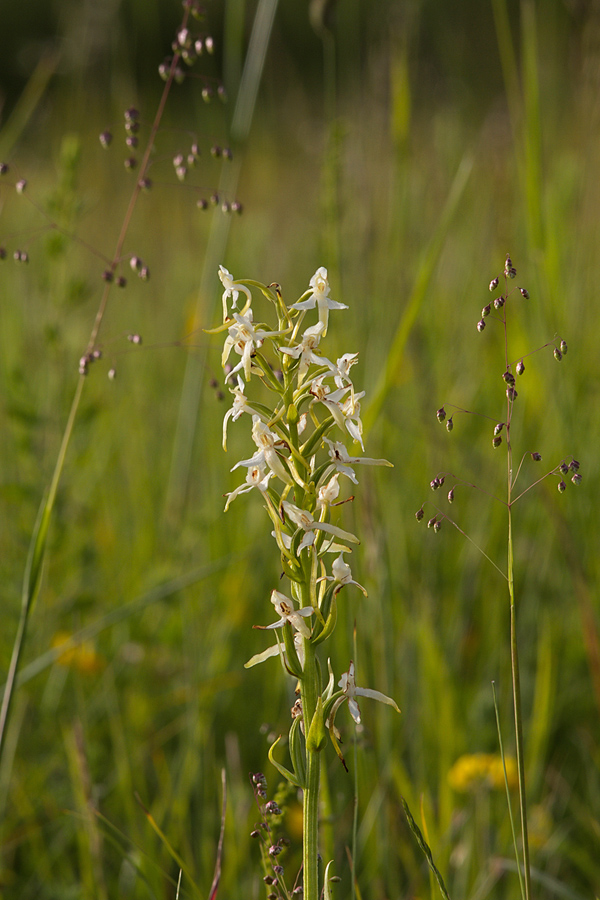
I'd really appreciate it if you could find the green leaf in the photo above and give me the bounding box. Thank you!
[306,695,327,753]
[288,715,306,788]
[268,735,302,788]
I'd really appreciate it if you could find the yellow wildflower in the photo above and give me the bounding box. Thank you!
[448,753,517,793]
[52,631,104,675]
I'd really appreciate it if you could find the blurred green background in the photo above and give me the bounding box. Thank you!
[1,1,599,897]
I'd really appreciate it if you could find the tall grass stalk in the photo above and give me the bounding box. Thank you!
[167,0,279,517]
[418,255,580,896]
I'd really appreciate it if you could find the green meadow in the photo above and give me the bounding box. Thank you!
[0,1,598,897]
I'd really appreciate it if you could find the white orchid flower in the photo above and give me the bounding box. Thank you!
[308,378,365,448]
[290,267,348,335]
[244,628,305,670]
[328,352,359,389]
[218,265,252,320]
[323,438,393,485]
[316,473,341,511]
[231,415,292,485]
[263,590,314,638]
[222,376,253,450]
[280,322,331,384]
[317,551,367,595]
[329,552,368,596]
[331,661,400,725]
[339,389,366,450]
[224,463,272,511]
[281,500,359,553]
[222,309,285,382]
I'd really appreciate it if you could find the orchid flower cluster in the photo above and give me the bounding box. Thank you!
[210,264,398,898]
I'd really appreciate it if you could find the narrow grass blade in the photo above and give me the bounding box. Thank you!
[135,792,203,896]
[401,796,451,900]
[166,0,279,516]
[363,153,473,436]
[0,378,84,765]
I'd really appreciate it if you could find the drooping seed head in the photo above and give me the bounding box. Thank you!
[477,319,486,333]
[436,406,446,422]
[559,462,569,475]
[492,434,502,448]
[520,287,529,299]
[571,473,582,485]
[494,422,504,436]
[531,452,542,461]
[446,416,453,432]
[494,296,505,309]
[506,386,518,401]
[516,359,525,375]
[570,459,580,471]
[558,480,566,493]
[489,276,499,291]
[433,519,442,532]
[427,516,437,529]
[265,800,282,816]
[99,131,113,148]
[415,508,425,522]
[481,303,492,317]
[502,370,515,385]
[447,488,454,503]
[560,339,568,355]
[554,347,563,362]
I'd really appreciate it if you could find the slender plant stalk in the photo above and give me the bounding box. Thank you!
[0,376,84,762]
[507,507,531,900]
[300,638,320,900]
[505,316,531,900]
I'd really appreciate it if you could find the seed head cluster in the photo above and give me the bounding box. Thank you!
[416,254,582,533]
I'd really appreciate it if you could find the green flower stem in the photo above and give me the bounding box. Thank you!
[505,301,531,900]
[507,506,531,900]
[300,636,321,900]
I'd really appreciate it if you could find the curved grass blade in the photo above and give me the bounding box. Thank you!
[401,796,451,900]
